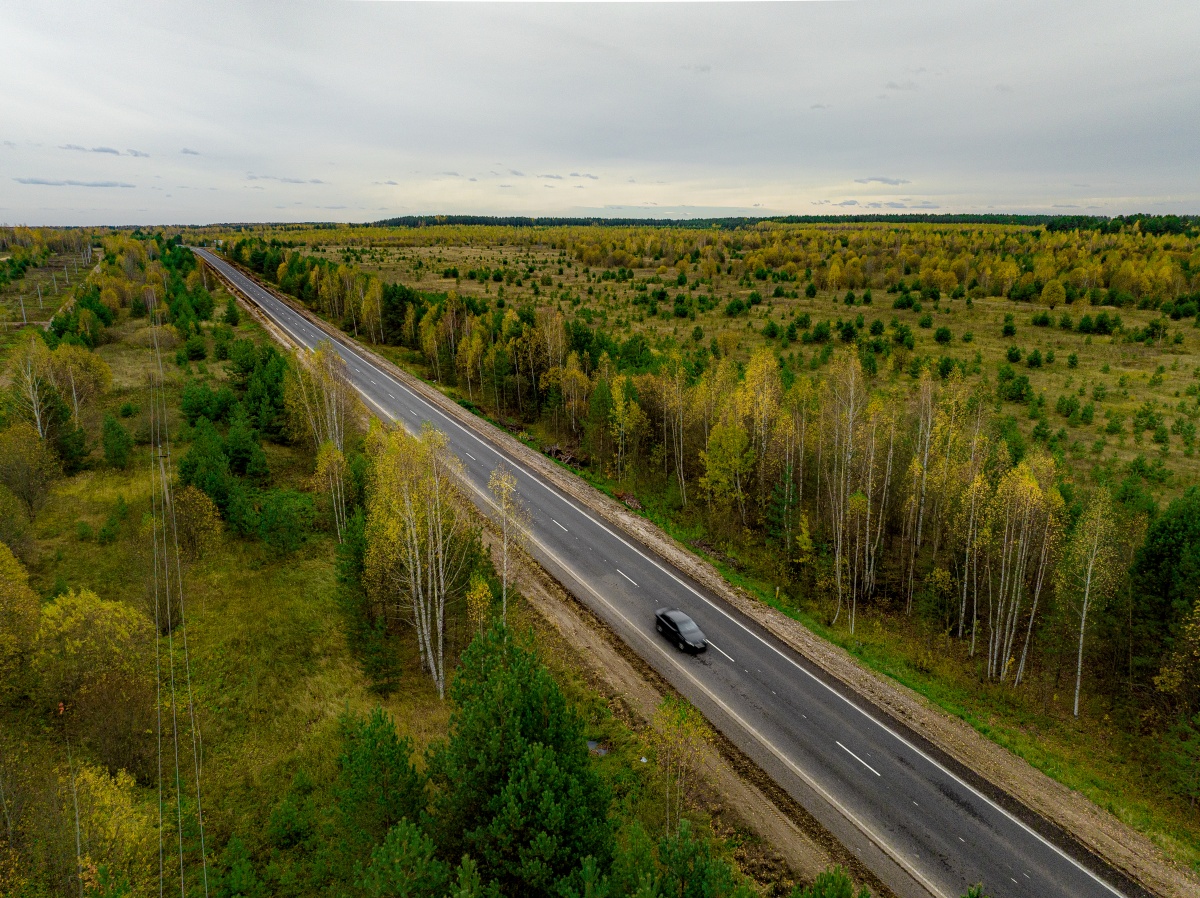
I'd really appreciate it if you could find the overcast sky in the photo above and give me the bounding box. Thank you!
[2,1,1198,226]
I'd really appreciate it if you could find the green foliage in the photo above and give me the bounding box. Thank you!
[360,819,449,897]
[181,380,236,425]
[789,867,869,898]
[179,418,233,510]
[186,332,207,361]
[225,406,269,479]
[1130,486,1200,679]
[102,413,132,469]
[217,835,264,898]
[337,708,427,847]
[1162,713,1200,807]
[427,625,612,896]
[257,489,314,555]
[657,820,754,898]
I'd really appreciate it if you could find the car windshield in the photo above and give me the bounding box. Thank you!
[676,619,702,637]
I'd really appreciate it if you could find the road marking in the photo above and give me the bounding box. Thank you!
[199,248,1128,898]
[617,568,638,586]
[837,741,882,777]
[552,518,567,531]
[466,451,477,461]
[707,640,735,664]
[388,392,395,399]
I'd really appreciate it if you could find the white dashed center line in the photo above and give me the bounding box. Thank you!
[837,741,882,777]
[616,568,638,587]
[465,451,477,461]
[707,640,736,664]
[552,519,567,531]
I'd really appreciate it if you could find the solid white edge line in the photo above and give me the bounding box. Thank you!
[617,568,638,587]
[707,640,736,664]
[838,740,882,777]
[196,248,1126,898]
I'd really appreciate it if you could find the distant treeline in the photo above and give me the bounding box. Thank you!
[370,213,1200,235]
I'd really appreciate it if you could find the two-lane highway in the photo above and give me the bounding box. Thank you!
[193,247,1129,898]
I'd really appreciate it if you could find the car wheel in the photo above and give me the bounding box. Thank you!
[656,622,662,633]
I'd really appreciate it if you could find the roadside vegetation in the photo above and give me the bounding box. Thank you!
[2,230,890,898]
[196,215,1200,871]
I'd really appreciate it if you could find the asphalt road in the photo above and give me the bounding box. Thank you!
[193,247,1129,898]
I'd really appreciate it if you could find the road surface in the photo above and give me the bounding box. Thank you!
[193,247,1131,898]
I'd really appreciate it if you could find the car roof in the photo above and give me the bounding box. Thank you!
[664,609,693,625]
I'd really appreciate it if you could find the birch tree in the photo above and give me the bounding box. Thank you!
[365,424,476,698]
[660,352,690,504]
[903,367,937,612]
[1056,487,1119,717]
[651,697,708,837]
[285,340,362,540]
[487,461,528,624]
[48,344,111,428]
[984,455,1062,684]
[8,335,55,440]
[821,351,867,627]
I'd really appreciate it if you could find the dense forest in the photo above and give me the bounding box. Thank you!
[215,218,1200,867]
[4,219,1200,895]
[3,231,896,898]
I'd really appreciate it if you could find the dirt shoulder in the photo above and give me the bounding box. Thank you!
[205,256,1197,898]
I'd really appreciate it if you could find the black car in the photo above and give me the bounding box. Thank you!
[655,608,707,653]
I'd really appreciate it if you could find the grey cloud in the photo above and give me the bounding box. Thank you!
[127,149,150,157]
[441,171,460,177]
[15,177,134,188]
[539,174,562,180]
[2,1,1197,223]
[570,172,599,180]
[855,177,911,186]
[834,199,859,206]
[247,174,325,184]
[180,148,200,155]
[93,146,120,155]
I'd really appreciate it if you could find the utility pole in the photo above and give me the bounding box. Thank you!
[37,282,43,309]
[19,295,27,325]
